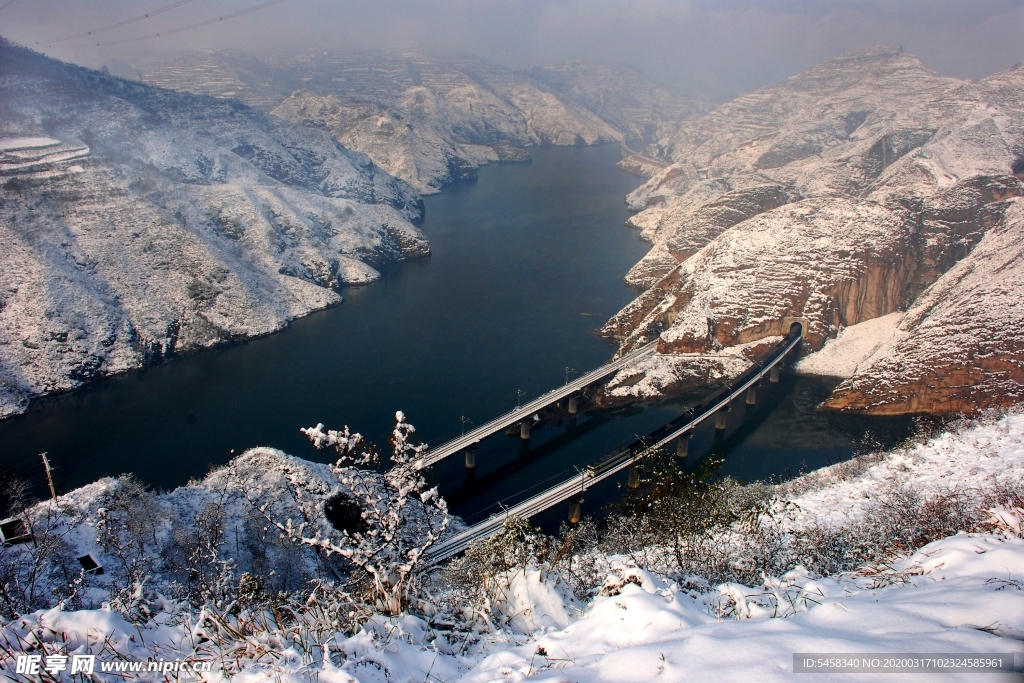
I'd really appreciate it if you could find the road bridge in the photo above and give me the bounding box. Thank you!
[423,324,804,566]
[417,340,659,469]
[620,136,670,169]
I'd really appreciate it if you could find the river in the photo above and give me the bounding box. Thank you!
[0,144,913,527]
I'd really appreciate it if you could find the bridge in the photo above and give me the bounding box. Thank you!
[423,324,804,566]
[620,136,670,170]
[417,340,659,469]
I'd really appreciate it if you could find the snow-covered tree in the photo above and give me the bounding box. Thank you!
[259,412,449,615]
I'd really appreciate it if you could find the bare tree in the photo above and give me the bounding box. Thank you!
[95,475,160,615]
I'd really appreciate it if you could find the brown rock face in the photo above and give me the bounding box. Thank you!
[603,47,1024,414]
[606,180,1020,359]
[824,198,1024,415]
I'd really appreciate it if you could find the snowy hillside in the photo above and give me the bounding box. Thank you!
[0,39,429,419]
[134,49,707,194]
[604,46,1024,414]
[2,409,1021,681]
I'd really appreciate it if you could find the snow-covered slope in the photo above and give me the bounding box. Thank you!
[604,47,1024,414]
[0,39,427,418]
[136,49,705,194]
[4,410,1022,682]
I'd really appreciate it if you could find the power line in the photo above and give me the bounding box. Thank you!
[52,0,291,49]
[34,0,199,45]
[0,0,16,13]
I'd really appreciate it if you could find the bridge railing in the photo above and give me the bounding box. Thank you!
[417,340,659,468]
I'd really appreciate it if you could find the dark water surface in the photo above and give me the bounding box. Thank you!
[0,145,651,492]
[0,144,914,527]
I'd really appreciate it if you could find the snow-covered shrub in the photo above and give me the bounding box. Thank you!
[0,499,85,621]
[284,411,451,615]
[93,476,160,616]
[542,413,1024,591]
[599,450,744,576]
[0,412,452,626]
[427,516,600,637]
[162,501,237,609]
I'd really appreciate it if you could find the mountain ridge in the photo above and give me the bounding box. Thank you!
[0,38,428,418]
[601,46,1024,415]
[131,48,710,193]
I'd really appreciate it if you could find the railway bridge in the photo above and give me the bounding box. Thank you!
[416,340,659,469]
[423,322,804,566]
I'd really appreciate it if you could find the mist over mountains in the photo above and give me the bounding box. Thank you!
[0,39,704,418]
[129,48,709,193]
[3,37,1024,420]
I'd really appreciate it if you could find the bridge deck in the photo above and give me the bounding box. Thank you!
[620,138,670,168]
[424,330,802,566]
[418,341,659,468]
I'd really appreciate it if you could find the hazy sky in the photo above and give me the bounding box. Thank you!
[3,0,1023,100]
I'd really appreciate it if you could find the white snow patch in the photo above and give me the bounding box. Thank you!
[493,569,579,635]
[3,413,1024,681]
[795,312,906,378]
[0,136,61,151]
[462,534,1024,683]
[779,411,1024,527]
[338,255,381,285]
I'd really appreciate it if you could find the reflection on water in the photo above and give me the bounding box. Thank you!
[0,144,652,497]
[704,375,915,485]
[450,374,916,532]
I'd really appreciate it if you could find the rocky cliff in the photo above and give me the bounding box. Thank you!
[603,47,1024,415]
[0,40,427,418]
[823,197,1024,414]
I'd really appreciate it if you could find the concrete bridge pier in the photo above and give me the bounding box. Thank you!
[568,497,582,524]
[746,384,758,405]
[770,365,781,383]
[715,407,729,431]
[568,395,578,415]
[520,421,531,440]
[676,432,691,458]
[627,467,640,489]
[464,447,476,469]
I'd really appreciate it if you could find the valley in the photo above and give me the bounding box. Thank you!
[1,23,1022,682]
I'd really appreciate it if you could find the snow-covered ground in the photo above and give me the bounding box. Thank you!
[3,411,1022,681]
[0,40,429,419]
[462,534,1024,682]
[795,312,905,378]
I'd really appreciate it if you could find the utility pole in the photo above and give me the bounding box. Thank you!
[460,416,472,436]
[565,366,576,385]
[40,453,57,501]
[517,389,526,409]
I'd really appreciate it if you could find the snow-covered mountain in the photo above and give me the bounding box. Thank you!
[603,47,1024,415]
[134,49,708,194]
[0,39,428,418]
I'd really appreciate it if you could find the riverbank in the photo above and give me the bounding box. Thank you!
[0,144,650,497]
